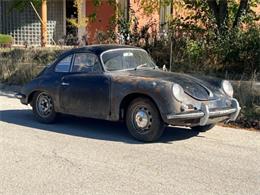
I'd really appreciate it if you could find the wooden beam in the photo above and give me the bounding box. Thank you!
[41,0,47,47]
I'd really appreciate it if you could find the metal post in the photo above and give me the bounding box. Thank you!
[169,39,173,72]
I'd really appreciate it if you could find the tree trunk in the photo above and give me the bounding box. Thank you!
[41,0,47,47]
[219,0,228,29]
[207,0,220,27]
[233,0,249,28]
[207,0,228,32]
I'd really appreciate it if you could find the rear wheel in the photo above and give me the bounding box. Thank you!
[191,124,215,132]
[126,98,165,142]
[32,92,57,123]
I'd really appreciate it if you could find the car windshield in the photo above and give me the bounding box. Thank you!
[102,49,156,71]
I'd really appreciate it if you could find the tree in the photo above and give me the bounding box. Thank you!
[207,0,251,30]
[139,0,258,32]
[10,0,41,10]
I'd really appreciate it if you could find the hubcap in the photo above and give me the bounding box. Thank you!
[133,107,152,133]
[135,110,149,128]
[36,93,53,118]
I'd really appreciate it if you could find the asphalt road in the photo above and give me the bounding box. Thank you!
[0,91,260,195]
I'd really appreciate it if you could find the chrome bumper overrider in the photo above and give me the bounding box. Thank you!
[167,99,241,126]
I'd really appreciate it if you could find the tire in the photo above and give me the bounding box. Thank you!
[191,124,215,132]
[126,98,165,142]
[32,91,57,123]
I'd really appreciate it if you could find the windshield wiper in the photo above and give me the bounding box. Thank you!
[135,63,149,70]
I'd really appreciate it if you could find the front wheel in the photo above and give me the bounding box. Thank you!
[126,98,165,142]
[191,124,215,132]
[32,92,57,123]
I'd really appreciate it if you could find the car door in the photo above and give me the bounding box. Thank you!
[39,54,74,111]
[59,52,111,120]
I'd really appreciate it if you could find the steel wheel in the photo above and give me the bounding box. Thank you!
[126,98,165,142]
[132,106,153,134]
[36,93,53,118]
[32,92,57,123]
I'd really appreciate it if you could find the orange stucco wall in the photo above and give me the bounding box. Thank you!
[86,0,115,44]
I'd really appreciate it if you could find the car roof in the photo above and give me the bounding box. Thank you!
[61,44,139,57]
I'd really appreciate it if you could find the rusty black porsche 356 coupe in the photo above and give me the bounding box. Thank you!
[16,45,241,142]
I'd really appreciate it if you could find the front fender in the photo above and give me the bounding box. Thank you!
[19,78,40,104]
[110,76,179,121]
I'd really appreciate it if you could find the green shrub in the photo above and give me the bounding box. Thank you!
[211,26,260,77]
[146,24,260,80]
[0,34,13,45]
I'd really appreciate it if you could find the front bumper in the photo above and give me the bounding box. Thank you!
[167,98,241,126]
[15,93,27,105]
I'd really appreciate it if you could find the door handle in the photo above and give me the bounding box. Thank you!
[61,82,70,86]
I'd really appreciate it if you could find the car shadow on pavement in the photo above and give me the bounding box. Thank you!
[0,109,200,144]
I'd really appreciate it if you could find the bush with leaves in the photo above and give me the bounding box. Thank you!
[0,34,13,47]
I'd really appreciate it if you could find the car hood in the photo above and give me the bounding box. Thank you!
[117,69,223,100]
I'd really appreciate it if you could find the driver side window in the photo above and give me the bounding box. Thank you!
[72,53,101,73]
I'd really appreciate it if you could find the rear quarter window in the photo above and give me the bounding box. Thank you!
[55,55,72,72]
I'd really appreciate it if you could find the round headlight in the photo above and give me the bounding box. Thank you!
[222,80,233,97]
[172,83,185,102]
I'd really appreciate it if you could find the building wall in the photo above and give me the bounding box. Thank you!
[0,0,65,45]
[84,0,161,44]
[86,0,115,44]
